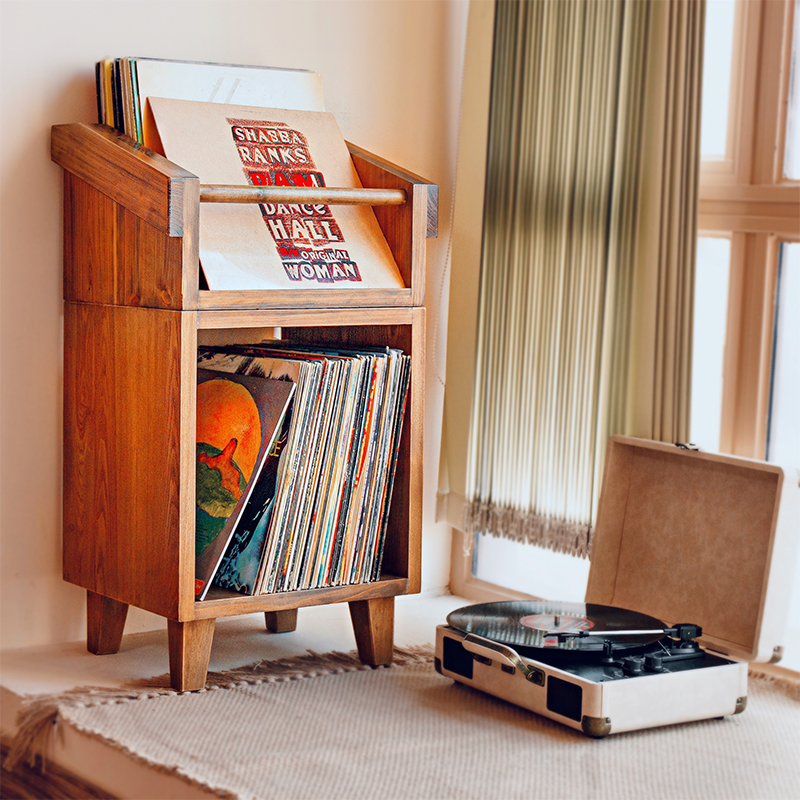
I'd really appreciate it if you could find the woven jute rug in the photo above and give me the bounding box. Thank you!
[6,646,800,800]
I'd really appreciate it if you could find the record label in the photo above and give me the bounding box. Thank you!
[519,613,594,633]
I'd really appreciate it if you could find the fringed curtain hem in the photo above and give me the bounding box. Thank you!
[463,501,593,558]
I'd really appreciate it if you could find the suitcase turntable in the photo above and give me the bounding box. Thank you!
[436,437,800,736]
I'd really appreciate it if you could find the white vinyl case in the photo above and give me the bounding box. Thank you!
[436,437,800,736]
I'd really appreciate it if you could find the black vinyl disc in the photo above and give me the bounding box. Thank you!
[447,600,667,657]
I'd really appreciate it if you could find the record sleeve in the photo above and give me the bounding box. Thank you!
[146,98,404,292]
[194,368,295,599]
[214,409,293,595]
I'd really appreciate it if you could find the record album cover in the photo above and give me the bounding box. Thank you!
[195,368,294,599]
[146,97,404,292]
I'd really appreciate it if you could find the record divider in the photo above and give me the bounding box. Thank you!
[53,123,435,692]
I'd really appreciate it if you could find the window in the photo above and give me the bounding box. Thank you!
[691,236,731,452]
[767,242,800,464]
[693,0,800,460]
[694,0,800,671]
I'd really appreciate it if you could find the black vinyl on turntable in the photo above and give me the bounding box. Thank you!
[446,601,714,676]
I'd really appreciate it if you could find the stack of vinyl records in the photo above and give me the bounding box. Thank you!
[95,57,324,142]
[194,342,410,601]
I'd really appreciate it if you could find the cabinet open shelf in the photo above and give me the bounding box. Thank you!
[53,122,436,691]
[197,575,409,619]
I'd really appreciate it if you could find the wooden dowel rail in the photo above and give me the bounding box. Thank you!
[199,185,407,206]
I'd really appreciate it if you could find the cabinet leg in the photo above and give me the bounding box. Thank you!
[265,609,298,633]
[167,618,216,691]
[349,597,395,666]
[86,590,129,655]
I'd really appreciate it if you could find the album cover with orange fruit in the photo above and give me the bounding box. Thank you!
[195,368,295,599]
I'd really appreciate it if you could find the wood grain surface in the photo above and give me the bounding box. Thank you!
[63,302,189,620]
[55,123,431,688]
[349,597,395,666]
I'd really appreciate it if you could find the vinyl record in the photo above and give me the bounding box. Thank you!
[447,600,667,656]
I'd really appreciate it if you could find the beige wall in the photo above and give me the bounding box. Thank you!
[0,0,468,649]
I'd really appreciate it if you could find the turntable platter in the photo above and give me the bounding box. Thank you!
[447,601,667,655]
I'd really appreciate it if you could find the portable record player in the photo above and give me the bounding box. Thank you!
[435,436,800,737]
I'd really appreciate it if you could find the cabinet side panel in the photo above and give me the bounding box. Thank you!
[399,310,424,591]
[64,173,185,309]
[348,147,430,306]
[63,302,184,618]
[52,123,195,235]
[178,312,199,620]
[372,313,424,590]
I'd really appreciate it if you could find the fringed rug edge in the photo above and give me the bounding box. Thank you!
[747,666,800,701]
[5,645,434,780]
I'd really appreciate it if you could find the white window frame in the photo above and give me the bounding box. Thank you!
[700,0,800,459]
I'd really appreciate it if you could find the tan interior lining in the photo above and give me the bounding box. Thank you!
[587,441,780,655]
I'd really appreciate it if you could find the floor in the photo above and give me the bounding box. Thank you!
[0,592,468,799]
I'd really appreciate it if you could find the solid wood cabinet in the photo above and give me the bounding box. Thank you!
[52,123,436,690]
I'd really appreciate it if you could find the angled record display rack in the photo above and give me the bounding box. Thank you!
[52,122,437,691]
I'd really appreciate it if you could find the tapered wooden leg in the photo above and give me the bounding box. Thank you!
[265,608,298,633]
[349,597,395,666]
[167,618,216,691]
[86,590,129,655]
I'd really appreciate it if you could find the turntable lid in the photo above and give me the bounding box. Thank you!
[586,436,800,663]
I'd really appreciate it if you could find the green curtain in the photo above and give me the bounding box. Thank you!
[464,0,704,557]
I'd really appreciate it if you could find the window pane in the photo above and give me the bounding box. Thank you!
[701,0,736,159]
[769,249,800,675]
[691,237,731,452]
[474,533,589,600]
[785,0,800,178]
[767,243,800,464]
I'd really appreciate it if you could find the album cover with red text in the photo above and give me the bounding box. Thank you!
[147,97,404,291]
